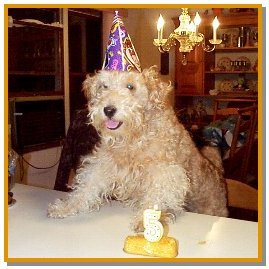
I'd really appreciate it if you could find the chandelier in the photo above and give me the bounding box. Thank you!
[153,8,222,65]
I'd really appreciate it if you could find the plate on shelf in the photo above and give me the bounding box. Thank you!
[217,57,232,71]
[224,28,239,48]
[252,58,258,71]
[235,56,251,70]
[246,79,258,92]
[19,19,44,24]
[220,79,234,92]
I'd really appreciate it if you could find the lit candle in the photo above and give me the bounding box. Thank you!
[143,205,164,242]
[212,16,220,42]
[189,21,196,33]
[194,12,201,34]
[157,14,164,41]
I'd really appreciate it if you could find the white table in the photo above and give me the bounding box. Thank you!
[8,184,258,260]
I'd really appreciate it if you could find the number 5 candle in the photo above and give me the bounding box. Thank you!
[143,205,164,242]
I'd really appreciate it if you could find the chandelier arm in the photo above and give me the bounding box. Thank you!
[161,33,177,52]
[201,41,216,52]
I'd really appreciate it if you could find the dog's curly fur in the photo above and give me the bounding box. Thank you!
[48,66,228,231]
[54,109,100,192]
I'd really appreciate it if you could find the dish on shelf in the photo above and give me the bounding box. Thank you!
[224,28,239,48]
[252,58,258,71]
[217,57,232,71]
[19,19,44,24]
[246,79,258,92]
[235,56,251,71]
[220,79,234,92]
[209,89,220,95]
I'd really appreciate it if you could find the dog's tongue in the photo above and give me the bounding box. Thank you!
[106,119,120,129]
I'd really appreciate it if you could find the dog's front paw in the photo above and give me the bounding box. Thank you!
[47,198,78,218]
[131,217,144,233]
[161,210,177,225]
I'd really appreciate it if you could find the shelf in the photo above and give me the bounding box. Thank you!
[175,93,208,97]
[175,92,257,98]
[70,72,89,77]
[215,46,258,52]
[12,19,63,31]
[19,140,64,154]
[205,71,258,74]
[9,93,64,101]
[216,94,258,98]
[9,71,57,76]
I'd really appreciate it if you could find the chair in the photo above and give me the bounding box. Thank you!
[226,178,258,221]
[226,178,258,211]
[213,98,258,182]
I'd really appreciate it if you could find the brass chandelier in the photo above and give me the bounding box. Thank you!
[153,8,222,65]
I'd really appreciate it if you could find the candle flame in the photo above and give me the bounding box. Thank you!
[212,16,220,29]
[157,14,165,31]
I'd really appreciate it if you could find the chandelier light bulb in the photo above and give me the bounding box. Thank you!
[189,21,196,33]
[212,16,220,30]
[194,12,201,26]
[157,14,165,31]
[212,16,220,42]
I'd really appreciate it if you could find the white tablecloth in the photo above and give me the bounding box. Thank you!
[8,184,258,260]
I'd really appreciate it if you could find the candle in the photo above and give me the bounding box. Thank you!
[189,21,196,33]
[212,16,220,42]
[143,205,164,242]
[157,14,164,41]
[194,12,201,34]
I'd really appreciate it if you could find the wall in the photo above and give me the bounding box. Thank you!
[15,147,61,189]
[126,8,180,83]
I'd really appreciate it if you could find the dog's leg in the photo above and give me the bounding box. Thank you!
[131,163,190,232]
[47,163,113,218]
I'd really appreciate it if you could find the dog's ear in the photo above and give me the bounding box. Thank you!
[142,66,172,109]
[82,74,92,101]
[82,71,100,101]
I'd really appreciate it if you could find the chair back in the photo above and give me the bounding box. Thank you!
[213,98,258,181]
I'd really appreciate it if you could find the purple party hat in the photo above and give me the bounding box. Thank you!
[102,11,142,72]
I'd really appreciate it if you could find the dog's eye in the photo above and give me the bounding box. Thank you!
[100,83,108,90]
[126,83,134,90]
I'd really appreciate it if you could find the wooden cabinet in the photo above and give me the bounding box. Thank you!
[8,8,103,153]
[173,17,205,96]
[8,8,65,153]
[203,12,258,97]
[8,8,64,97]
[175,44,204,95]
[68,9,102,119]
[174,9,258,127]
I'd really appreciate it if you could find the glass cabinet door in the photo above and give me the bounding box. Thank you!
[8,8,63,96]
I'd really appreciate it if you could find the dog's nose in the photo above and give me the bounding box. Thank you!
[104,105,117,118]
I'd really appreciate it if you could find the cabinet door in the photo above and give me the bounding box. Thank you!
[8,8,63,96]
[175,44,204,95]
[10,99,65,153]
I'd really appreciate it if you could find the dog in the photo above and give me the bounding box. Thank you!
[48,66,228,231]
[54,109,100,192]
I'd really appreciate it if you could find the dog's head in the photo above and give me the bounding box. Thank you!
[82,66,172,139]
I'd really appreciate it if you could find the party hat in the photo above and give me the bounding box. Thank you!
[102,11,142,72]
